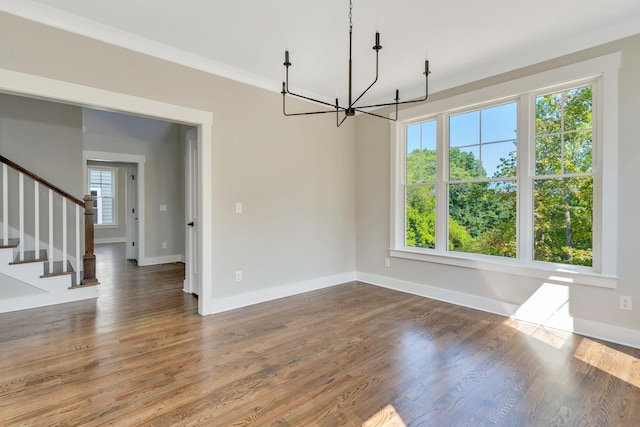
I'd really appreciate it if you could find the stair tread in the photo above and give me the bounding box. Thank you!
[70,279,100,289]
[0,238,20,249]
[41,260,75,278]
[10,249,48,264]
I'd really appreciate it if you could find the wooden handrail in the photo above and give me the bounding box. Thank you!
[0,154,97,286]
[0,155,84,207]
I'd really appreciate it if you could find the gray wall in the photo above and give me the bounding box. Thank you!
[0,13,356,301]
[355,34,640,333]
[83,109,184,259]
[0,93,83,262]
[0,93,83,196]
[8,9,635,339]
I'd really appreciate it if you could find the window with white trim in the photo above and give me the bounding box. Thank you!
[391,54,619,288]
[88,167,117,226]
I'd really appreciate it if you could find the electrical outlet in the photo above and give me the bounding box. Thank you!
[235,203,242,214]
[620,296,632,311]
[162,242,167,249]
[235,271,243,282]
[384,258,391,268]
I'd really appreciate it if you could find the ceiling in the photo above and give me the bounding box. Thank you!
[3,0,640,107]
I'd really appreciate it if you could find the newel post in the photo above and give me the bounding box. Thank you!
[82,195,99,286]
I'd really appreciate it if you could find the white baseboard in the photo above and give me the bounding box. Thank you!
[356,271,640,350]
[357,272,520,317]
[0,286,98,313]
[208,272,357,315]
[95,237,126,244]
[572,318,640,350]
[138,254,184,266]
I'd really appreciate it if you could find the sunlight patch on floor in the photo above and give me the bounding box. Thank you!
[503,317,572,349]
[574,338,640,388]
[362,404,407,427]
[506,282,576,348]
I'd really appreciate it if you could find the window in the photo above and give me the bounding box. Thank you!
[534,86,593,266]
[391,54,620,288]
[447,102,518,257]
[88,167,117,226]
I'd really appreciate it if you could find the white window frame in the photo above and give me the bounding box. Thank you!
[88,166,118,228]
[90,187,103,224]
[390,53,620,288]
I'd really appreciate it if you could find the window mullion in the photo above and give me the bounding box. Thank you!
[435,113,448,253]
[517,94,533,262]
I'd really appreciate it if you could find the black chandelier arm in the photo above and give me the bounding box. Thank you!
[283,65,342,110]
[337,111,349,127]
[349,45,380,109]
[284,87,342,111]
[283,86,347,117]
[282,92,346,117]
[354,107,399,122]
[354,71,430,110]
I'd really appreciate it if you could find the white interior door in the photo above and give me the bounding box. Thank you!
[184,128,200,295]
[126,165,139,262]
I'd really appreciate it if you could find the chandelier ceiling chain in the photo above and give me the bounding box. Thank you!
[281,0,431,127]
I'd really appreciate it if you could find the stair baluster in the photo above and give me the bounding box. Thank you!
[0,155,98,287]
[18,172,24,262]
[34,181,39,257]
[2,164,7,247]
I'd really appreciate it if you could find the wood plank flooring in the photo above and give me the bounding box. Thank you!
[1,243,639,426]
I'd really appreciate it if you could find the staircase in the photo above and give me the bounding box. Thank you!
[0,155,98,313]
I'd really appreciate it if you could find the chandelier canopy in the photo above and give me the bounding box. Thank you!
[281,0,431,127]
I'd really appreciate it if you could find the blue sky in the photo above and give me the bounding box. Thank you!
[407,102,518,178]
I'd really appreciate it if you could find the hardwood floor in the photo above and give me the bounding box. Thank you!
[1,243,639,426]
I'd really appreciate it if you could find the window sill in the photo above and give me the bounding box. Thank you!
[389,248,617,289]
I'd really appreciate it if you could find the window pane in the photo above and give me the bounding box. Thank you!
[481,103,517,143]
[564,131,592,173]
[406,120,436,184]
[448,181,516,257]
[536,92,562,135]
[407,123,421,155]
[406,185,436,249]
[88,168,116,225]
[563,86,592,132]
[450,111,479,147]
[536,135,562,175]
[534,177,593,266]
[450,146,481,180]
[536,85,592,177]
[482,141,517,178]
[421,121,436,182]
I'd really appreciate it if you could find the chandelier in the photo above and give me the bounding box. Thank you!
[281,0,431,127]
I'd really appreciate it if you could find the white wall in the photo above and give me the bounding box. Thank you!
[355,34,640,346]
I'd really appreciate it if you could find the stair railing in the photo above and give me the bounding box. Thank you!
[0,155,98,287]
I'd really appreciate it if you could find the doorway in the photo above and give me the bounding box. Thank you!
[125,164,139,262]
[83,151,146,265]
[2,67,214,315]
